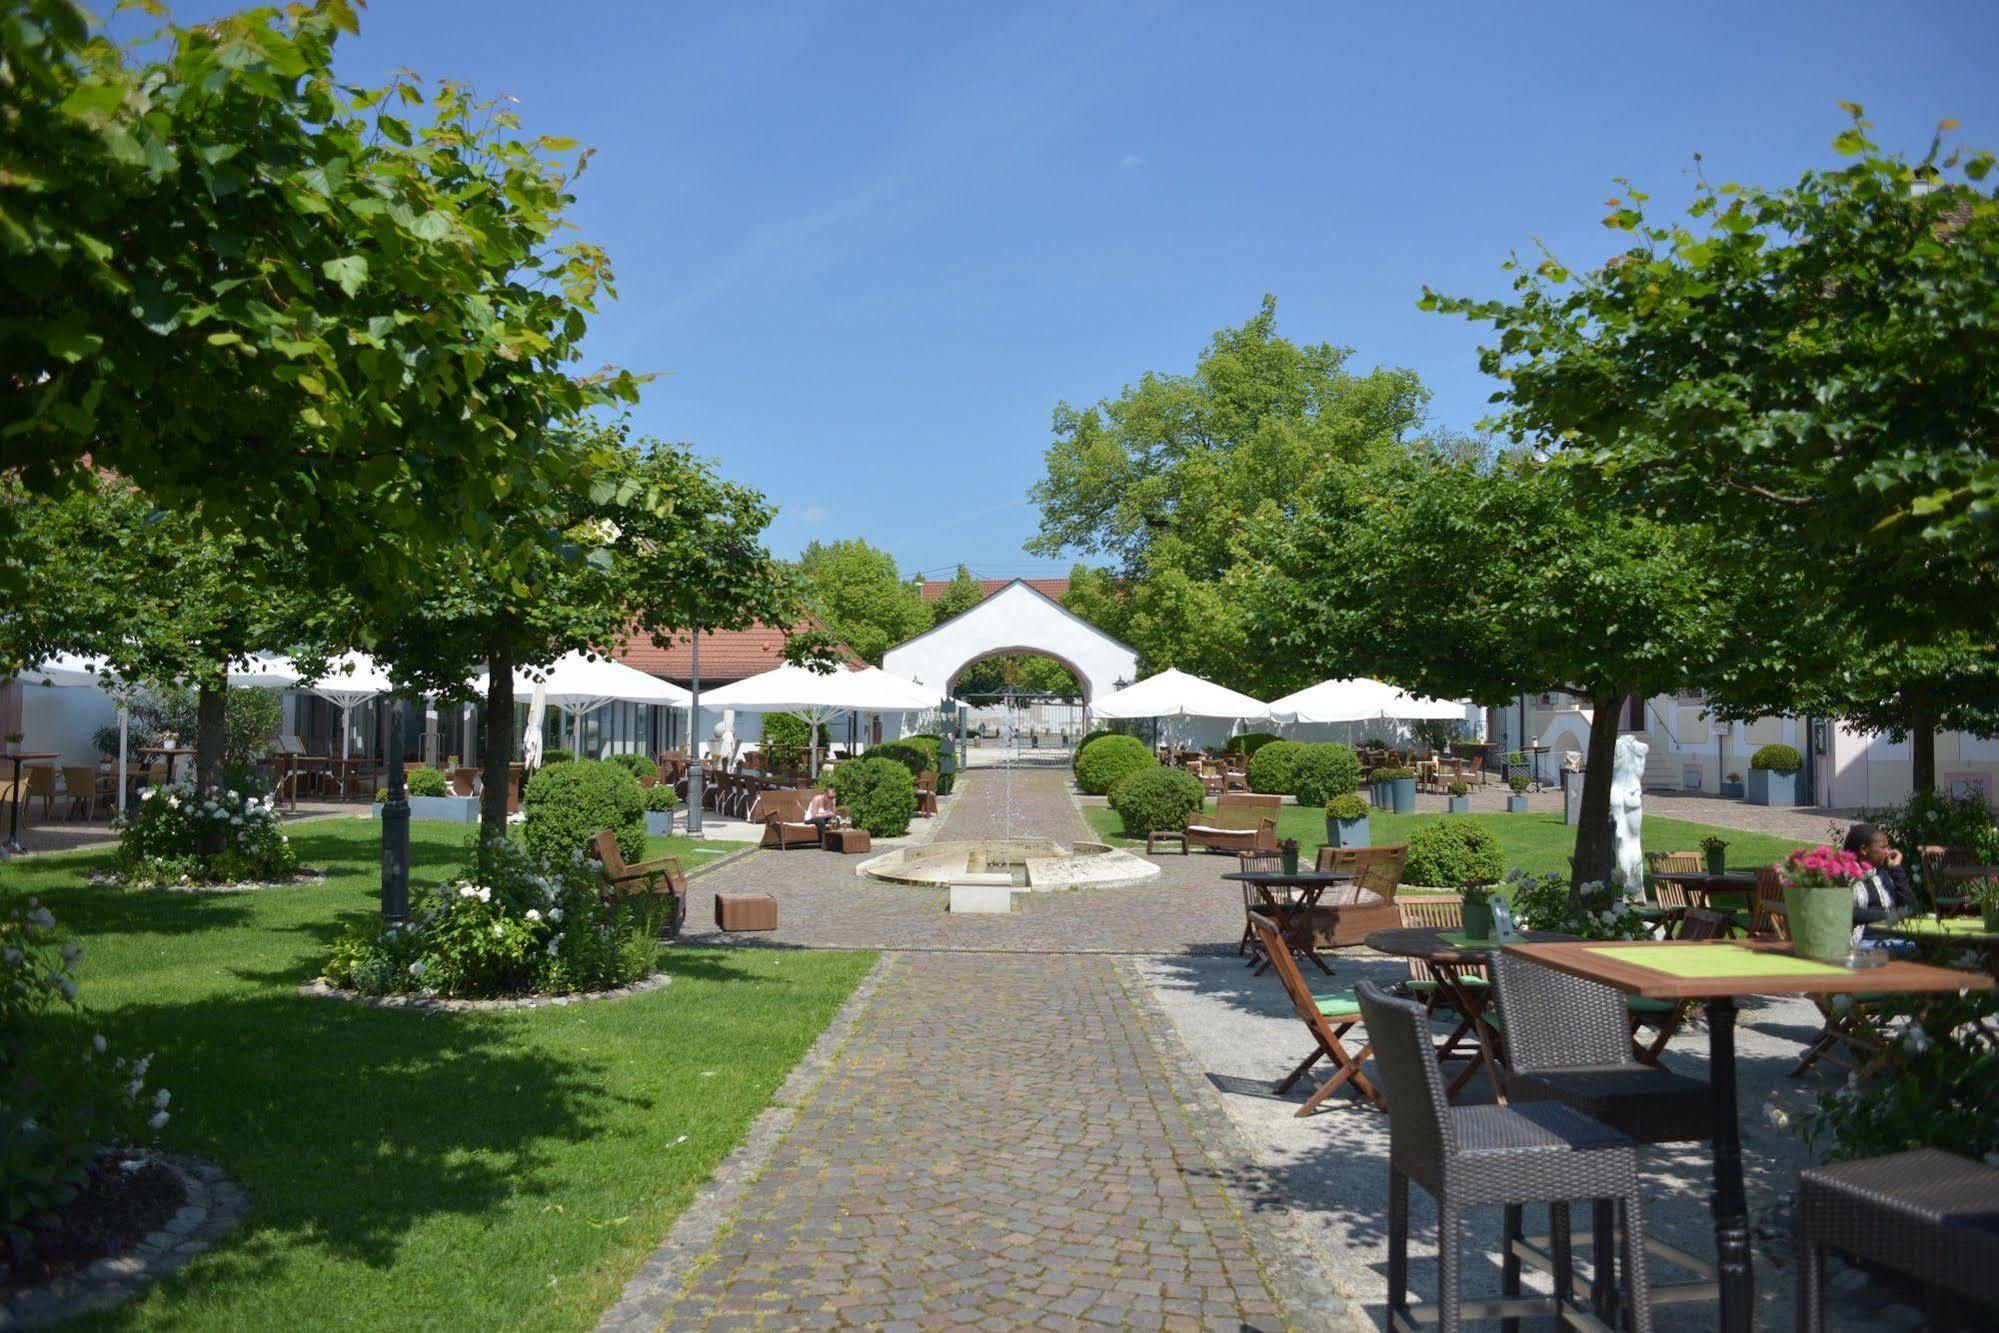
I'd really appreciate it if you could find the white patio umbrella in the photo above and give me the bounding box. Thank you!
[701,664,939,775]
[476,652,691,758]
[1088,668,1268,752]
[1266,676,1471,749]
[294,651,396,765]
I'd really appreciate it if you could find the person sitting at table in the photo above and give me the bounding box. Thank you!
[804,788,839,835]
[1843,823,1916,925]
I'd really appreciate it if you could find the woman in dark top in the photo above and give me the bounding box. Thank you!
[1843,823,1916,924]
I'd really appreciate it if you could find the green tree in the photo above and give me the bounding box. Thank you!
[952,654,1081,699]
[0,0,637,614]
[1238,450,1738,890]
[795,540,931,665]
[928,565,986,625]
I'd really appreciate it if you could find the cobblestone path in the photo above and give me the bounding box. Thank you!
[934,762,1094,843]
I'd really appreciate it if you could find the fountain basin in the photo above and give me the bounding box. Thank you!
[857,838,1160,893]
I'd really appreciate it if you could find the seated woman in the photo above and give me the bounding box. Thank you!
[804,788,839,835]
[1843,823,1917,925]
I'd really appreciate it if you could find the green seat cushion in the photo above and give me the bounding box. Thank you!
[1312,989,1362,1020]
[1626,995,1679,1016]
[1406,976,1490,995]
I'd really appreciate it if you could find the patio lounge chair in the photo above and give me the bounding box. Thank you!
[1249,912,1382,1116]
[752,788,843,850]
[1180,793,1281,855]
[586,829,687,938]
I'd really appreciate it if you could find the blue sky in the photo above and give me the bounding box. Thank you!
[135,2,1999,579]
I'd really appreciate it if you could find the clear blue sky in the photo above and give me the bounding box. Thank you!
[136,1,1999,580]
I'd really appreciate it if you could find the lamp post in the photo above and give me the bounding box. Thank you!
[685,631,704,836]
[380,697,409,925]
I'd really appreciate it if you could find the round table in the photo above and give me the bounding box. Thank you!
[1364,926,1578,1100]
[1223,869,1357,977]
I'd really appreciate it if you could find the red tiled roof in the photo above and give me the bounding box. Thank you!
[918,577,1069,603]
[616,620,861,685]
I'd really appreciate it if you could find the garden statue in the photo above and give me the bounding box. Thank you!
[1562,750,1583,772]
[1611,734,1648,896]
[713,709,740,772]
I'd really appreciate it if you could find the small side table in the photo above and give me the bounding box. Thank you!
[1146,830,1186,855]
[827,827,871,855]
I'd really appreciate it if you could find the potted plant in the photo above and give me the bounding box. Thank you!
[1461,882,1496,940]
[1325,793,1370,849]
[1967,874,1999,934]
[372,766,478,823]
[1446,779,1471,814]
[1720,771,1745,799]
[1747,744,1804,806]
[1700,835,1730,875]
[1,731,20,755]
[1279,836,1301,877]
[643,783,679,836]
[1776,845,1867,961]
[1375,767,1418,815]
[1506,773,1532,814]
[1505,749,1526,786]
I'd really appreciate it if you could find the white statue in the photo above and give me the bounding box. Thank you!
[712,709,740,772]
[1611,734,1649,897]
[1562,750,1584,773]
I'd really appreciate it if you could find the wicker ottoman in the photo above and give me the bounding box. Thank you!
[714,892,777,932]
[1798,1147,1999,1330]
[826,827,871,854]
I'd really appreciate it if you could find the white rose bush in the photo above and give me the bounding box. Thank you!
[114,783,296,888]
[322,840,665,999]
[1504,870,1654,941]
[3,893,167,1265]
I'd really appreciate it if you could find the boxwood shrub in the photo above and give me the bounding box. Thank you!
[1108,767,1205,837]
[1325,793,1369,822]
[522,759,645,866]
[825,756,917,837]
[1247,739,1306,794]
[1402,817,1505,887]
[1750,743,1802,773]
[1289,743,1361,805]
[871,737,939,779]
[1226,731,1281,757]
[405,766,450,798]
[643,783,678,812]
[1075,734,1156,796]
[1072,728,1123,774]
[607,752,656,782]
[541,748,576,766]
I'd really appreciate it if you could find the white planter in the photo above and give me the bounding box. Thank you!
[645,809,676,837]
[372,795,479,824]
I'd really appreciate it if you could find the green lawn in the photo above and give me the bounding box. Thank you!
[1083,803,1809,879]
[14,817,870,1330]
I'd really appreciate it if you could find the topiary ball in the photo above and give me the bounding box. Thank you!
[826,756,917,837]
[1402,817,1505,887]
[608,752,655,782]
[1226,731,1281,757]
[523,760,646,867]
[1749,743,1802,773]
[1108,766,1205,837]
[1072,729,1123,774]
[1074,734,1156,796]
[404,766,450,798]
[1288,743,1361,805]
[1246,739,1306,795]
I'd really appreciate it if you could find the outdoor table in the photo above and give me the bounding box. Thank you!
[0,752,59,853]
[1868,916,1999,973]
[1502,938,1992,1333]
[136,746,194,783]
[1223,869,1356,978]
[1364,926,1578,1100]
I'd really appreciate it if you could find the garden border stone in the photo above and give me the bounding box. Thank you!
[297,971,671,1012]
[0,1154,245,1330]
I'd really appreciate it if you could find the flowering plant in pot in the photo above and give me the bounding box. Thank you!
[1460,882,1496,940]
[1775,845,1868,960]
[1278,837,1300,876]
[1699,835,1729,875]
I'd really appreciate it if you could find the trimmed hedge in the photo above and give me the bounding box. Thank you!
[1247,740,1306,795]
[406,767,450,798]
[1289,743,1361,805]
[522,760,645,867]
[1075,734,1156,796]
[826,756,917,837]
[761,714,826,768]
[607,752,655,782]
[1226,731,1282,757]
[870,740,934,779]
[1750,743,1802,773]
[644,783,678,812]
[1402,817,1505,887]
[1072,729,1123,774]
[541,748,576,766]
[1109,767,1205,837]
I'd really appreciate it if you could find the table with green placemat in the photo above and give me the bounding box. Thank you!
[1362,925,1578,1100]
[1869,914,1999,970]
[1503,938,1992,1333]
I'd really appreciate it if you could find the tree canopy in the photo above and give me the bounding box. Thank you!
[794,539,930,665]
[927,566,986,625]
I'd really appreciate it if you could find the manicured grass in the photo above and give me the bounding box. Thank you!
[16,818,869,1330]
[1084,803,1809,879]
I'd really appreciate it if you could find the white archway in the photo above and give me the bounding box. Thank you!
[882,580,1137,706]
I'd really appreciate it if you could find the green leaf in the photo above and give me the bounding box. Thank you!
[322,255,369,297]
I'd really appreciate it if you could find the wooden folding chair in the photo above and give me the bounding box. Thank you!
[1644,850,1703,876]
[1627,907,1731,1064]
[1250,912,1383,1115]
[1237,849,1284,962]
[586,829,688,938]
[1917,844,1978,913]
[1750,864,1790,940]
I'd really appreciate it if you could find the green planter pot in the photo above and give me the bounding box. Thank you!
[1704,851,1726,876]
[1370,780,1392,810]
[1784,884,1854,962]
[1388,777,1417,815]
[1983,903,1999,934]
[1462,899,1495,941]
[1280,846,1300,876]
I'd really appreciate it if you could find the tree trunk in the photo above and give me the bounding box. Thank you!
[479,638,515,854]
[1911,706,1937,796]
[195,669,228,857]
[1570,688,1626,897]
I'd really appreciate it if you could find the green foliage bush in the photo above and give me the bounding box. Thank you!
[1448,779,1470,797]
[1075,734,1156,796]
[115,783,296,887]
[870,739,935,779]
[1750,743,1802,773]
[405,767,450,798]
[643,784,678,812]
[1247,740,1305,794]
[1288,743,1361,805]
[1226,731,1281,757]
[1402,817,1506,887]
[1508,773,1532,794]
[323,840,664,1000]
[522,760,645,867]
[3,891,168,1263]
[1371,766,1416,782]
[1108,767,1205,837]
[127,683,280,767]
[825,757,917,837]
[1804,989,1999,1164]
[1072,729,1123,773]
[1325,793,1369,822]
[608,752,655,782]
[541,748,576,766]
[1504,870,1652,940]
[760,714,827,769]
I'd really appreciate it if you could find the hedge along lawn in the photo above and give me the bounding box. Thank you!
[17,817,871,1330]
[1081,805,1810,880]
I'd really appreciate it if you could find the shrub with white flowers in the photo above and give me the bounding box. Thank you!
[2,893,167,1265]
[115,782,296,887]
[1504,870,1653,941]
[322,838,664,999]
[1802,984,1999,1164]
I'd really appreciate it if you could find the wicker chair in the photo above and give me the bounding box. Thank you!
[1355,980,1656,1332]
[60,765,107,821]
[586,829,687,939]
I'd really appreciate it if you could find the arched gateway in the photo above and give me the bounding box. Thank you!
[882,579,1137,706]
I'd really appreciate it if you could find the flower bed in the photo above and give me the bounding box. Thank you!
[114,783,295,888]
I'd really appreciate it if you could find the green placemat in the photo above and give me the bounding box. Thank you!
[1892,917,1999,939]
[1585,944,1848,979]
[1440,931,1505,949]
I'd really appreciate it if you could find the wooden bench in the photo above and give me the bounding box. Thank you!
[1181,793,1282,855]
